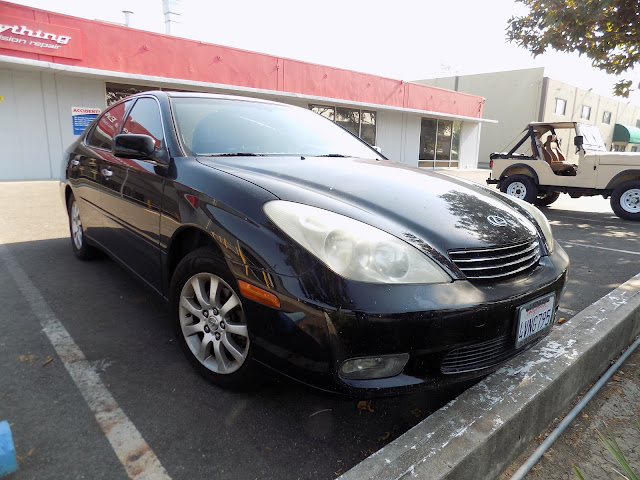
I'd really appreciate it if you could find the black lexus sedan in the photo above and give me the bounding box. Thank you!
[60,91,569,396]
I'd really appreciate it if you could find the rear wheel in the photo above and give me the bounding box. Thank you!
[67,193,98,260]
[611,180,640,221]
[500,175,538,204]
[534,191,560,207]
[170,247,257,389]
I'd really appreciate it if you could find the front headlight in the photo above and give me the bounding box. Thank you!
[508,197,555,253]
[264,201,451,284]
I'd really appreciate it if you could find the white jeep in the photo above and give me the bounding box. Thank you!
[488,121,640,220]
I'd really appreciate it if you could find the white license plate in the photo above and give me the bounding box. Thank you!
[515,293,555,349]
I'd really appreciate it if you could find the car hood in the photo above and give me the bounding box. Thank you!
[197,156,538,254]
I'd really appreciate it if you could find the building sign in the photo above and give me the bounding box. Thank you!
[0,16,83,60]
[72,107,101,135]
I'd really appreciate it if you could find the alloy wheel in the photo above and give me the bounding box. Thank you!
[70,201,83,250]
[178,273,249,374]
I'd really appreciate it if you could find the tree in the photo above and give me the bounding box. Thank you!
[507,0,640,97]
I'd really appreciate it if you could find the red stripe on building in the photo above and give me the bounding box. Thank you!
[0,1,484,118]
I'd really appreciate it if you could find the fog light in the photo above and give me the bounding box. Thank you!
[339,353,409,380]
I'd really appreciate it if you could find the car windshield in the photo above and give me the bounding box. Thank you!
[171,97,383,159]
[576,123,607,152]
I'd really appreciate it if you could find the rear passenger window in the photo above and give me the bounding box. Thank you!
[123,98,164,149]
[86,100,132,150]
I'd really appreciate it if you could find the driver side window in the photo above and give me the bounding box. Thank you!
[122,98,164,149]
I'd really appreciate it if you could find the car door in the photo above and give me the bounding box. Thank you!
[70,100,133,246]
[100,96,166,292]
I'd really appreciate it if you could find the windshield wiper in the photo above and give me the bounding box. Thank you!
[315,154,351,157]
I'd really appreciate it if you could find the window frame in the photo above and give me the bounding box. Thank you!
[122,96,166,151]
[602,111,612,124]
[581,105,592,120]
[418,117,462,168]
[554,98,567,116]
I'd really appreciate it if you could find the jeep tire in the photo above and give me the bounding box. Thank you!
[611,180,640,221]
[500,175,538,204]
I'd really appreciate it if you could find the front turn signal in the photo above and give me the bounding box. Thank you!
[238,280,281,308]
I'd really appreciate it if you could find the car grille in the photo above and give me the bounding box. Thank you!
[440,335,520,374]
[448,239,541,281]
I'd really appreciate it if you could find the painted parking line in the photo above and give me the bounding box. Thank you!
[560,240,640,256]
[550,215,621,224]
[0,244,172,480]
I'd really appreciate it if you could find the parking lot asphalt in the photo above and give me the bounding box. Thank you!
[1,176,640,480]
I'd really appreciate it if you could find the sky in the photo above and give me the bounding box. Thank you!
[9,0,640,103]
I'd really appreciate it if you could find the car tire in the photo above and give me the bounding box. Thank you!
[67,193,98,260]
[500,175,538,203]
[610,180,640,221]
[170,247,257,389]
[534,191,560,207]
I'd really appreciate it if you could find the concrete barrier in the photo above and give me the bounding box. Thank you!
[339,272,640,480]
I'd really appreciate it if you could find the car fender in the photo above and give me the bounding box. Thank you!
[605,170,640,190]
[498,163,540,184]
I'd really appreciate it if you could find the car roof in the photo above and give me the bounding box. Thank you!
[160,90,289,107]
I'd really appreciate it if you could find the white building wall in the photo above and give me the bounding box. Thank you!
[459,122,482,169]
[1,69,51,180]
[0,68,105,181]
[418,68,545,166]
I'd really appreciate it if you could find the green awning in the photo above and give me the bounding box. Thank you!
[612,124,640,144]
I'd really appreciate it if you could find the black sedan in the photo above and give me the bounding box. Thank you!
[60,91,569,396]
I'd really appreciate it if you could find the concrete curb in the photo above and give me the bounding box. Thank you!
[338,272,640,480]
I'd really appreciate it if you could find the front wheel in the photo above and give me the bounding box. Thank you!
[611,180,640,221]
[170,247,257,389]
[500,175,538,203]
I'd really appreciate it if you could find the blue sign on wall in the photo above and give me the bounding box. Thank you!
[71,106,101,135]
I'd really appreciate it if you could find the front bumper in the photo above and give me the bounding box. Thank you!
[230,244,569,396]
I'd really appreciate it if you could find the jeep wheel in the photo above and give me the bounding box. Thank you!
[500,175,538,204]
[534,191,560,207]
[611,180,640,221]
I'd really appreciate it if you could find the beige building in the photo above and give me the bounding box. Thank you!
[417,68,640,166]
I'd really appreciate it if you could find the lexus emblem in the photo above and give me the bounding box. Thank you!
[487,215,508,227]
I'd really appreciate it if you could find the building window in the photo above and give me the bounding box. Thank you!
[418,118,461,168]
[613,144,626,152]
[581,105,591,120]
[106,83,154,105]
[554,98,567,116]
[602,111,612,124]
[310,104,376,145]
[632,146,638,152]
[636,120,640,129]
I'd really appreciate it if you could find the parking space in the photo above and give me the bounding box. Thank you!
[1,182,639,480]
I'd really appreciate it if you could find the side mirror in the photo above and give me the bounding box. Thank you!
[574,135,584,154]
[113,134,156,159]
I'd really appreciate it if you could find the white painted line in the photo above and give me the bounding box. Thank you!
[560,240,640,256]
[0,245,172,480]
[550,215,620,224]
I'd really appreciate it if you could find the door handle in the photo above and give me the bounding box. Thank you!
[101,168,113,178]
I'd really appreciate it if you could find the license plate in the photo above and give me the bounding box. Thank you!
[515,293,555,349]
